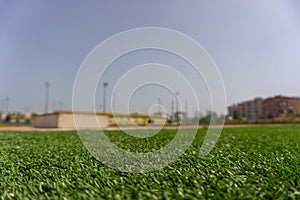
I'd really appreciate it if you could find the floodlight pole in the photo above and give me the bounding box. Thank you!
[1,99,4,112]
[158,97,161,113]
[176,92,179,113]
[5,97,9,113]
[44,82,50,114]
[171,99,174,117]
[176,92,179,124]
[103,82,108,113]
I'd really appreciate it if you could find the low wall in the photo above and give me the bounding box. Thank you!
[34,111,166,129]
[108,114,167,126]
[34,112,109,129]
[34,114,59,128]
[61,113,109,129]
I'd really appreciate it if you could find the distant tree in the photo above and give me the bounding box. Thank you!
[167,119,172,124]
[5,113,11,123]
[199,117,208,125]
[236,116,243,121]
[31,113,38,120]
[198,111,222,125]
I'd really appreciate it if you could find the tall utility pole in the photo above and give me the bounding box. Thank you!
[175,92,180,124]
[176,92,179,113]
[44,82,50,114]
[103,82,108,113]
[5,97,9,113]
[157,97,161,113]
[113,92,116,113]
[171,100,174,117]
[185,100,188,115]
[1,99,4,112]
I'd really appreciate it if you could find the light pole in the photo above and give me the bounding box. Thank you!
[103,82,108,113]
[44,82,50,114]
[113,92,116,113]
[171,99,174,118]
[176,92,179,113]
[158,97,161,114]
[1,99,4,112]
[5,97,9,113]
[185,100,188,116]
[176,92,179,124]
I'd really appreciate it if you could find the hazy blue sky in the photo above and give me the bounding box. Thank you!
[1,0,300,115]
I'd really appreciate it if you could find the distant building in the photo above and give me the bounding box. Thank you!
[228,95,300,119]
[228,97,263,119]
[263,96,300,118]
[228,104,238,119]
[34,110,167,129]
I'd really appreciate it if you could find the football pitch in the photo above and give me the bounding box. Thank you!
[0,126,299,199]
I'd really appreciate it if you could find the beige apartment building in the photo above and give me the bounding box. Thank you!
[228,96,300,119]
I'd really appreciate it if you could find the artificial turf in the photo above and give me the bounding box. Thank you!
[0,126,299,199]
